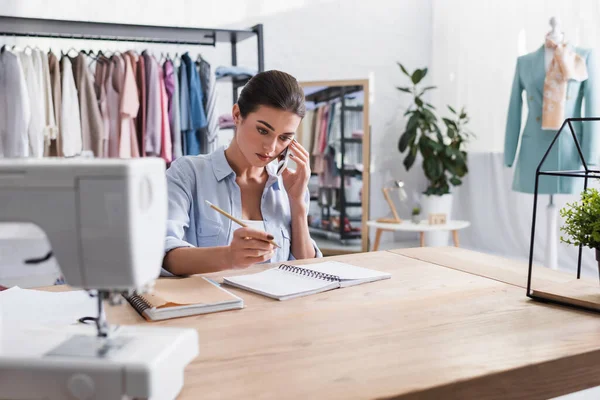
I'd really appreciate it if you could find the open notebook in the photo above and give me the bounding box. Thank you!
[123,276,243,321]
[223,261,391,301]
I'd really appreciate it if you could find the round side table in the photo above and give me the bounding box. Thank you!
[366,220,471,250]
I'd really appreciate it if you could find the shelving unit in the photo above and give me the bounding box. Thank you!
[305,85,364,243]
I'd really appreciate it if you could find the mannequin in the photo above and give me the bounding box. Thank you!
[543,17,563,270]
[504,16,598,271]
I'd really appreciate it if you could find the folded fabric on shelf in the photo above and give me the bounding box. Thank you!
[215,66,257,79]
[218,114,235,129]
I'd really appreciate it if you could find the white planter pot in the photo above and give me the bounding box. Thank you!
[420,193,453,247]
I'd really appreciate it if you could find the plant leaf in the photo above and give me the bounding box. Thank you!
[403,146,418,171]
[411,69,425,85]
[415,97,424,108]
[398,130,413,153]
[396,87,412,93]
[450,177,462,186]
[447,105,457,114]
[425,102,436,109]
[397,62,411,77]
[424,157,443,180]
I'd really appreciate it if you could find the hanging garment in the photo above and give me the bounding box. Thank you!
[105,57,121,158]
[71,53,104,157]
[143,52,162,156]
[47,52,62,156]
[542,38,589,130]
[505,45,600,194]
[94,55,110,157]
[158,68,172,163]
[0,48,30,157]
[181,52,207,155]
[164,59,182,160]
[179,56,192,155]
[198,56,219,153]
[124,51,140,147]
[19,51,45,157]
[136,54,147,157]
[60,56,82,157]
[119,55,140,158]
[36,50,57,156]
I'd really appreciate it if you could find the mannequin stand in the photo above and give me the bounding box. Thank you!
[546,195,558,270]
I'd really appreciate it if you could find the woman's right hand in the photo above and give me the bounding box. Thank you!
[226,227,275,269]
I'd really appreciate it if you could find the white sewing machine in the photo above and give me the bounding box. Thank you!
[0,158,199,400]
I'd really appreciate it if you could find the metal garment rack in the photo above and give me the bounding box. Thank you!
[0,15,264,102]
[305,85,363,243]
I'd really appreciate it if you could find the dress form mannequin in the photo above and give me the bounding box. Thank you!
[543,16,563,271]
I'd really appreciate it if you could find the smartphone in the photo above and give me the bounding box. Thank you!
[276,146,291,176]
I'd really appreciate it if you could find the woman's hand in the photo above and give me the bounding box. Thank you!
[281,140,311,203]
[226,227,275,269]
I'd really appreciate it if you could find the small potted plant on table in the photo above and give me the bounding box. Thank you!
[560,187,600,269]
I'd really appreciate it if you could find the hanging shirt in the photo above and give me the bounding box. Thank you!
[120,55,140,158]
[143,52,162,157]
[158,65,172,163]
[105,57,121,158]
[180,53,207,156]
[47,52,62,156]
[19,50,45,157]
[181,53,207,130]
[136,54,147,157]
[164,59,182,160]
[60,56,82,157]
[71,53,104,157]
[198,57,219,153]
[36,50,57,156]
[0,48,30,157]
[179,57,191,155]
[93,55,110,158]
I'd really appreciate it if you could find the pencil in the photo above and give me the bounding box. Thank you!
[205,200,280,248]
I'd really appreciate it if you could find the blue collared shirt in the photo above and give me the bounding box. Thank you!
[162,145,322,275]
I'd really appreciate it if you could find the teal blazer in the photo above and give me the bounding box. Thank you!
[504,45,600,194]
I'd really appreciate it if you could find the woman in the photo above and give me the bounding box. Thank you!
[163,70,322,276]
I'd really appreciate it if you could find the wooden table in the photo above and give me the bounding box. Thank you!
[366,220,470,250]
[40,248,600,399]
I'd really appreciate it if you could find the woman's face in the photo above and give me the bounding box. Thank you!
[234,105,301,167]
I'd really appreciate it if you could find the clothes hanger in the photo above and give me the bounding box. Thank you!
[61,47,80,58]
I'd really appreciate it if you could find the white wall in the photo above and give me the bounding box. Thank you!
[0,0,433,257]
[431,0,600,152]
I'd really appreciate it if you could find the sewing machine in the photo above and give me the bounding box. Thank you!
[0,158,199,400]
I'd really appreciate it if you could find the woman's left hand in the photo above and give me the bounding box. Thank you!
[281,140,311,203]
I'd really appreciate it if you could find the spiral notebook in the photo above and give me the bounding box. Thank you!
[124,276,244,321]
[223,261,391,301]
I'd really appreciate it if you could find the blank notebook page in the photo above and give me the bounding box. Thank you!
[302,261,391,281]
[224,268,334,298]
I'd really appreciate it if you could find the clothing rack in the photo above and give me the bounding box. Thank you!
[0,15,264,102]
[305,85,363,243]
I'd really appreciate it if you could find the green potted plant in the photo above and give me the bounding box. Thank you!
[396,62,474,245]
[560,187,600,266]
[411,206,421,224]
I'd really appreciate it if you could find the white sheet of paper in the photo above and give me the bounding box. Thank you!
[302,261,391,281]
[0,286,98,328]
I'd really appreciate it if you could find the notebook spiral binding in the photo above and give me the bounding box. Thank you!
[278,264,341,282]
[125,292,153,314]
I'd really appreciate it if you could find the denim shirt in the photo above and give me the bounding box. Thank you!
[162,145,322,275]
